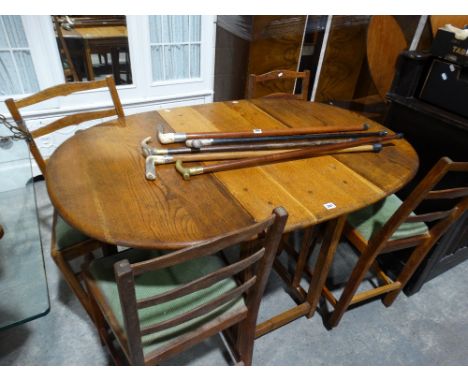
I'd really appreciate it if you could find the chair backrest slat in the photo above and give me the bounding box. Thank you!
[131,217,273,275]
[405,209,454,224]
[140,276,256,337]
[247,69,311,101]
[31,108,117,138]
[15,79,109,109]
[5,75,124,175]
[426,187,468,200]
[136,248,265,310]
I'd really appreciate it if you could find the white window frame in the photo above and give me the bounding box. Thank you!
[0,15,216,117]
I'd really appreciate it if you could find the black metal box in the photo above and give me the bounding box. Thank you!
[419,58,468,118]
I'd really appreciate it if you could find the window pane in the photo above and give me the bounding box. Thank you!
[13,51,39,93]
[190,16,201,42]
[151,45,164,81]
[190,44,200,78]
[162,16,189,43]
[0,17,39,96]
[164,44,189,80]
[148,15,201,82]
[149,15,162,44]
[0,18,9,48]
[0,51,21,95]
[2,16,28,48]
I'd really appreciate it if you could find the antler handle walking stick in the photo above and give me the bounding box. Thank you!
[176,134,402,180]
[157,123,370,144]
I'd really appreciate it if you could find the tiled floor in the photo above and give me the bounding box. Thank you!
[1,180,467,365]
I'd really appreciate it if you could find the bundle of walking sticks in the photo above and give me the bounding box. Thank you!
[140,123,403,180]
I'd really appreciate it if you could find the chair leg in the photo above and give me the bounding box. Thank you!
[51,249,92,317]
[236,320,254,366]
[382,241,434,307]
[84,277,106,343]
[326,246,382,328]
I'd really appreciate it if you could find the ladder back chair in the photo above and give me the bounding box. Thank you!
[52,16,80,82]
[325,157,468,328]
[84,207,288,365]
[246,69,311,101]
[5,76,124,175]
[4,76,124,318]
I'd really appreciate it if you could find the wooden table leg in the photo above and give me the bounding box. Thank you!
[110,47,121,84]
[83,40,95,81]
[254,215,346,338]
[305,215,347,318]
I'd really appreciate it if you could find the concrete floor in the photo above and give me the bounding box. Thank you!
[1,180,467,366]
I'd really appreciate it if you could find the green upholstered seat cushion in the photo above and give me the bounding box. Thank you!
[89,249,246,356]
[55,215,90,250]
[347,194,429,242]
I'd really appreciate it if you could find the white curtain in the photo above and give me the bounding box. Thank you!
[149,15,201,81]
[0,16,39,96]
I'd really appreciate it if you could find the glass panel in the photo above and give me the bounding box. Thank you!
[0,17,9,48]
[0,130,50,331]
[151,45,164,81]
[190,16,201,42]
[0,51,21,95]
[149,15,201,82]
[52,15,132,84]
[149,15,162,44]
[164,44,189,80]
[2,16,28,48]
[190,44,201,78]
[162,16,189,43]
[13,51,39,94]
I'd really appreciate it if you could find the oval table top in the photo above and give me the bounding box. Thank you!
[45,99,419,249]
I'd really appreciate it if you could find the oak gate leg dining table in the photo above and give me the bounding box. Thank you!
[45,99,419,337]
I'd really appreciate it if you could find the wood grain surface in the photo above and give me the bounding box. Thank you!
[61,26,127,39]
[247,16,307,98]
[45,112,253,249]
[46,100,418,249]
[314,16,370,102]
[366,16,407,99]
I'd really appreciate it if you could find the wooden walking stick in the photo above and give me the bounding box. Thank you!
[175,134,403,180]
[185,130,388,148]
[142,136,366,156]
[157,123,370,144]
[145,144,382,180]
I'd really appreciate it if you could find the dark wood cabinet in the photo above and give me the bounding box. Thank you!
[382,50,468,295]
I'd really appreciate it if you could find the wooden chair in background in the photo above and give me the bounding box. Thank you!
[324,157,468,328]
[246,69,311,101]
[4,76,124,318]
[84,207,288,365]
[53,16,80,82]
